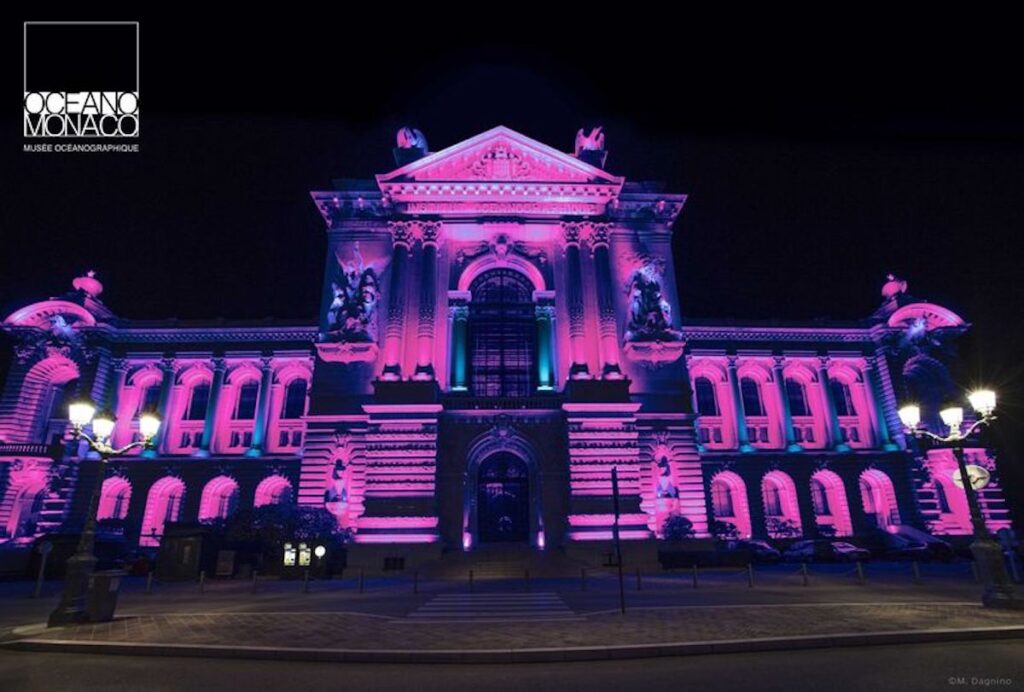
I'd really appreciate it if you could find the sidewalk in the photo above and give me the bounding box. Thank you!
[5,601,1024,663]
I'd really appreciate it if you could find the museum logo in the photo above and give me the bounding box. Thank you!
[23,22,140,151]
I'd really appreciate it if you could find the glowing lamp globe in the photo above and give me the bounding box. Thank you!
[968,389,996,417]
[940,406,964,430]
[898,405,921,429]
[138,413,162,440]
[91,410,116,441]
[68,399,96,428]
[314,545,326,559]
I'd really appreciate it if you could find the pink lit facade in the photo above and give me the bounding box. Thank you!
[0,127,1013,563]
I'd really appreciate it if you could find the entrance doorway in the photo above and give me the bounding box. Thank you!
[476,453,529,543]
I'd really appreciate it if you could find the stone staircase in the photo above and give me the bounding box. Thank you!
[419,544,589,580]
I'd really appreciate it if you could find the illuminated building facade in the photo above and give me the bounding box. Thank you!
[0,127,1013,565]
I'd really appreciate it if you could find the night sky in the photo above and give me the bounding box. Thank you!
[2,13,1022,517]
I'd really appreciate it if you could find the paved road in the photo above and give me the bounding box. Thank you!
[1,640,1021,691]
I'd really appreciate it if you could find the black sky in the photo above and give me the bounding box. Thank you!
[2,10,1023,517]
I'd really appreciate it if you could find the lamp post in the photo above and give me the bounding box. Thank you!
[48,398,161,627]
[898,390,1022,609]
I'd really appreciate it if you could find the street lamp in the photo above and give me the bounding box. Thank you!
[48,398,161,627]
[898,389,1022,609]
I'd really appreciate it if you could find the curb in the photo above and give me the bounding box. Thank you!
[4,626,1024,664]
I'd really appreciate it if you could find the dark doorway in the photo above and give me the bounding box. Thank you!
[477,453,530,543]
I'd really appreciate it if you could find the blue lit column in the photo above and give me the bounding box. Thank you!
[773,356,802,452]
[247,357,275,457]
[864,356,899,451]
[535,301,556,391]
[448,297,469,391]
[197,357,226,457]
[144,357,176,457]
[727,356,755,453]
[818,356,850,453]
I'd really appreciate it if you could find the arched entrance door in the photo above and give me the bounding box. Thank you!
[477,453,530,543]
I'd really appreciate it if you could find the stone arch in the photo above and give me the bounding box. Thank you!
[97,475,132,521]
[3,478,48,541]
[860,468,902,529]
[254,474,293,507]
[140,476,185,547]
[761,470,803,538]
[463,427,543,549]
[809,469,853,536]
[457,252,546,293]
[16,354,81,444]
[709,470,752,539]
[199,475,240,521]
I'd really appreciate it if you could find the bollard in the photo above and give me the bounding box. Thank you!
[199,570,206,593]
[971,561,980,583]
[801,562,809,587]
[856,560,865,585]
[251,569,259,592]
[692,564,699,589]
[413,570,419,594]
[146,572,154,594]
[747,563,755,588]
[469,569,474,593]
[524,568,530,593]
[581,567,587,592]
[303,569,310,593]
[912,561,921,584]
[636,568,642,591]
[359,569,365,593]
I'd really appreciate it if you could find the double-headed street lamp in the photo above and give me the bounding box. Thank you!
[48,399,161,627]
[899,389,1022,609]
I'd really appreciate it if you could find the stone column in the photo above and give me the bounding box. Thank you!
[562,222,591,379]
[382,221,413,380]
[772,356,802,452]
[107,358,129,446]
[414,222,440,380]
[145,357,176,456]
[864,356,899,451]
[247,357,275,457]
[817,356,850,452]
[197,357,226,457]
[588,223,624,379]
[727,356,755,453]
[535,303,556,391]
[448,300,469,391]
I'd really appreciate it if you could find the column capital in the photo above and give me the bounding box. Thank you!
[727,354,740,369]
[772,355,787,370]
[561,221,581,247]
[817,355,832,371]
[584,222,610,248]
[211,356,228,372]
[159,356,177,373]
[418,220,440,247]
[387,220,414,248]
[535,304,556,320]
[449,304,469,321]
[258,355,274,371]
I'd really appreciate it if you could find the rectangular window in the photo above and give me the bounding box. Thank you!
[186,384,211,421]
[291,431,302,447]
[235,382,259,420]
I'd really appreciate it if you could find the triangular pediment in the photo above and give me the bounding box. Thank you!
[376,126,623,186]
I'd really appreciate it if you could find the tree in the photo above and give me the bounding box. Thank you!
[766,517,801,539]
[661,513,696,542]
[711,520,739,541]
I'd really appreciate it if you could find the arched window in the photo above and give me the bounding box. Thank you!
[694,377,719,416]
[254,475,293,507]
[98,477,132,521]
[140,477,185,547]
[199,476,240,521]
[811,478,831,515]
[831,380,857,416]
[711,479,734,517]
[138,383,161,415]
[785,378,809,416]
[46,378,79,422]
[234,381,259,419]
[185,383,211,420]
[281,379,307,419]
[764,482,783,516]
[740,377,763,416]
[468,269,536,397]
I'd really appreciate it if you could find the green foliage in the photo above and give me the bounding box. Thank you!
[661,513,696,542]
[711,520,739,540]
